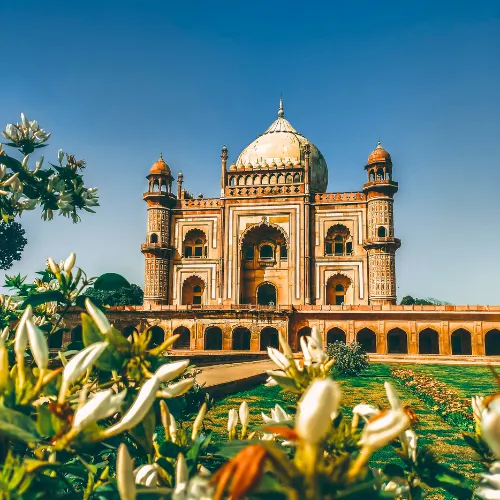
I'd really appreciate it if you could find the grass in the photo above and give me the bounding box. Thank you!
[206,363,496,499]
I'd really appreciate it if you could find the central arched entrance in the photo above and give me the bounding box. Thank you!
[204,327,223,350]
[327,328,346,344]
[451,329,472,355]
[356,328,377,353]
[260,327,279,350]
[387,328,408,354]
[232,327,251,350]
[173,326,191,350]
[257,282,277,306]
[419,328,439,354]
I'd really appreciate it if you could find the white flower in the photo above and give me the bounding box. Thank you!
[15,306,32,360]
[73,389,126,431]
[26,319,49,369]
[300,336,312,366]
[170,414,178,442]
[360,410,410,451]
[384,381,402,410]
[227,408,238,438]
[174,453,188,494]
[63,252,76,273]
[3,173,19,187]
[84,298,111,334]
[476,461,500,499]
[102,376,160,437]
[296,379,341,444]
[134,463,159,486]
[20,113,29,129]
[472,396,485,425]
[58,342,108,401]
[482,397,500,458]
[1,326,10,342]
[261,404,293,425]
[192,403,207,440]
[239,401,249,429]
[157,378,194,398]
[47,257,60,275]
[401,429,418,462]
[352,403,379,429]
[306,336,327,364]
[154,360,190,383]
[267,347,291,370]
[117,444,136,500]
[278,331,294,358]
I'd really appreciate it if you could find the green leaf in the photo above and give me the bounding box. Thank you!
[36,405,54,437]
[156,457,175,476]
[22,290,66,308]
[0,406,40,443]
[82,312,105,345]
[159,440,183,458]
[94,273,130,291]
[129,411,156,454]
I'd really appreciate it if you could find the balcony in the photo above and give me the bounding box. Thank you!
[363,237,401,249]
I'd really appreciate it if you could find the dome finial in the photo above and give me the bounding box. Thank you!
[376,140,382,149]
[278,95,284,118]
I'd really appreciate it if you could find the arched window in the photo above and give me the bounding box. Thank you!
[269,175,277,184]
[280,245,288,260]
[297,326,311,351]
[387,328,408,354]
[71,325,82,343]
[150,233,158,243]
[325,225,352,256]
[369,170,375,182]
[326,274,351,306]
[419,328,439,354]
[260,327,279,350]
[327,327,346,344]
[257,282,277,306]
[385,170,391,180]
[48,330,63,349]
[377,226,387,238]
[122,326,138,339]
[183,229,207,258]
[173,326,191,350]
[246,176,253,185]
[153,180,159,192]
[229,177,236,186]
[451,328,472,355]
[357,328,377,353]
[181,276,205,306]
[254,175,261,185]
[293,173,301,183]
[376,168,384,180]
[259,244,274,260]
[485,330,500,355]
[204,327,223,350]
[232,327,251,350]
[262,175,269,185]
[238,176,245,186]
[146,326,164,348]
[277,174,285,184]
[160,181,167,193]
[285,174,293,184]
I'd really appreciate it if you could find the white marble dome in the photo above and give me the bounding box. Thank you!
[236,100,328,193]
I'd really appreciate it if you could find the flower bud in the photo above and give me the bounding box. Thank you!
[84,299,111,334]
[29,120,39,132]
[58,149,64,163]
[227,408,238,438]
[157,378,194,398]
[63,252,76,274]
[359,409,410,451]
[134,464,159,487]
[21,113,29,130]
[154,359,190,383]
[191,402,207,440]
[174,454,188,493]
[1,327,9,342]
[102,376,160,437]
[267,347,291,370]
[0,339,9,390]
[47,257,60,275]
[73,389,126,431]
[3,173,19,187]
[26,319,49,370]
[296,379,341,444]
[15,306,33,360]
[117,444,136,500]
[239,401,249,428]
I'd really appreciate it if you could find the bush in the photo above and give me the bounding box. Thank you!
[326,340,369,376]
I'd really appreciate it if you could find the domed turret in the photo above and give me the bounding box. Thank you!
[235,99,328,192]
[367,141,392,166]
[149,154,172,176]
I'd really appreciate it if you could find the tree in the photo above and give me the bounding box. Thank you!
[0,221,27,269]
[0,113,99,266]
[83,283,144,306]
[400,295,450,305]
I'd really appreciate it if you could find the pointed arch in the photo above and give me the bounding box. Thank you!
[387,328,408,354]
[419,328,439,354]
[232,327,251,350]
[485,329,500,355]
[260,327,279,350]
[451,328,472,355]
[356,328,377,353]
[327,327,346,344]
[173,326,191,350]
[239,220,289,248]
[204,326,223,350]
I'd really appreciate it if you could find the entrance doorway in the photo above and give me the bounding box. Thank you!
[257,282,277,306]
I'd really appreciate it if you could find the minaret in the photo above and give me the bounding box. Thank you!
[220,145,228,196]
[362,141,401,305]
[141,155,176,305]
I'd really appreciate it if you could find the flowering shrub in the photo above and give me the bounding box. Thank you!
[391,368,475,432]
[325,340,369,376]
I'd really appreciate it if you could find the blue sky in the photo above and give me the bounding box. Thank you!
[1,1,499,304]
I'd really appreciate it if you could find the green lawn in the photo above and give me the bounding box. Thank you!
[206,363,496,499]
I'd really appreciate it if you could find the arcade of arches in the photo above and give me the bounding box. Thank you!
[62,307,500,357]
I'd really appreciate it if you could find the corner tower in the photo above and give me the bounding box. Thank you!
[362,142,401,305]
[141,155,176,305]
